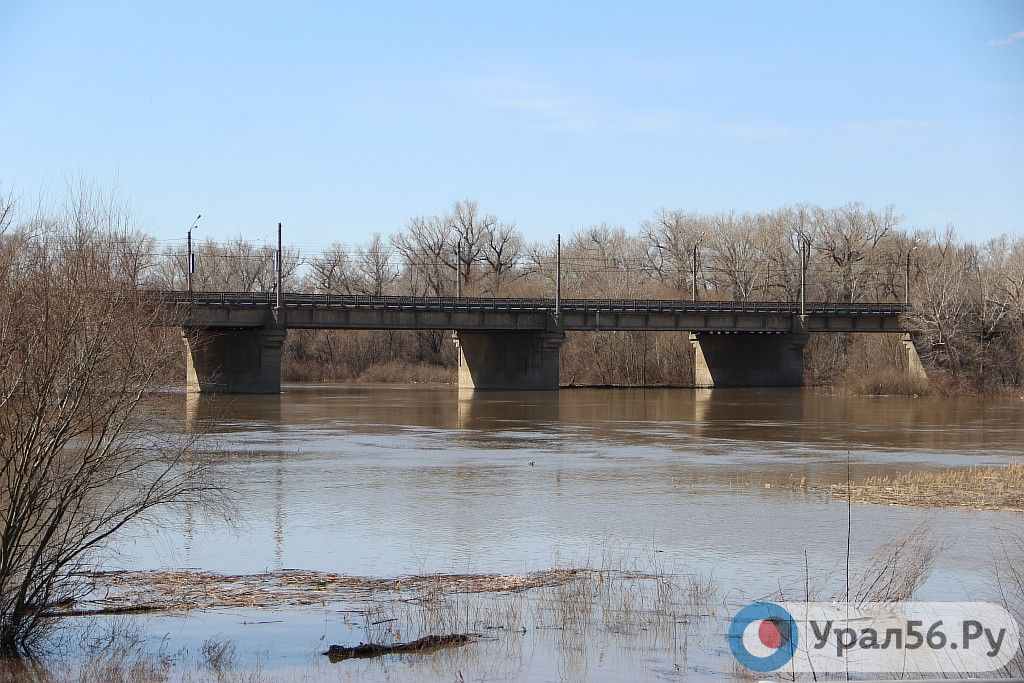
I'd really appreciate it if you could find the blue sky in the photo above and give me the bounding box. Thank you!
[1,1,1022,246]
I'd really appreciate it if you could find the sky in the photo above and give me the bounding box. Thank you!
[1,1,1022,247]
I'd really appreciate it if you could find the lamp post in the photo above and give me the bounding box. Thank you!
[905,238,920,307]
[187,214,201,295]
[691,232,705,302]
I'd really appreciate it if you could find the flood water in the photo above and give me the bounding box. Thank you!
[80,387,1024,679]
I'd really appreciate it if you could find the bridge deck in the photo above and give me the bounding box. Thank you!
[157,291,907,333]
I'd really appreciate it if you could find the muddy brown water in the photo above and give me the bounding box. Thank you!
[31,386,1024,679]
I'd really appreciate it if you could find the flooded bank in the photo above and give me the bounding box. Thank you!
[20,386,1024,680]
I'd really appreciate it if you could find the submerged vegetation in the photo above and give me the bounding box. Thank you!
[12,525,1024,681]
[829,463,1024,512]
[4,561,722,681]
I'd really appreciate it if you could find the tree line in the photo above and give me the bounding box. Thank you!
[5,186,1023,391]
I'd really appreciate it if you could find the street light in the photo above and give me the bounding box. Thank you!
[905,238,920,307]
[187,214,201,295]
[692,232,706,302]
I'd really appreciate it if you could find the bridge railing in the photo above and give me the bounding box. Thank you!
[151,290,907,316]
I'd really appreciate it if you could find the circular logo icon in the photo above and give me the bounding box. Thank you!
[729,602,798,672]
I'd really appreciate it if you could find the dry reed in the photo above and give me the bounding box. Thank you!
[829,463,1024,512]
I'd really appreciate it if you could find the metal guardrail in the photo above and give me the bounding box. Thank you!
[152,290,907,316]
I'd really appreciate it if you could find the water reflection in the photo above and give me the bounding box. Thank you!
[456,389,560,430]
[185,391,283,430]
[182,385,1024,457]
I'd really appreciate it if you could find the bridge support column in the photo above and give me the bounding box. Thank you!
[183,327,287,394]
[690,332,808,388]
[902,333,928,383]
[453,330,563,390]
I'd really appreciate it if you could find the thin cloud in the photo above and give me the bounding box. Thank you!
[714,123,796,141]
[450,68,673,133]
[988,29,1024,46]
[711,118,940,143]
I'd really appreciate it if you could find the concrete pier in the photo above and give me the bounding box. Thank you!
[183,327,287,394]
[902,333,928,384]
[690,331,808,388]
[454,330,564,390]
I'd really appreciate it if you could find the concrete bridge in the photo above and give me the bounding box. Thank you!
[157,291,921,393]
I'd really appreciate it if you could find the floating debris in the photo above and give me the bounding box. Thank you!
[60,568,585,615]
[324,633,476,661]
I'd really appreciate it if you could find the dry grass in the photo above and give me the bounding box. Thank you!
[282,359,454,384]
[843,367,930,396]
[829,462,1024,512]
[991,533,1024,678]
[845,522,942,602]
[356,361,454,384]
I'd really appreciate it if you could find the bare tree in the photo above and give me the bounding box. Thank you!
[904,229,975,372]
[481,220,523,296]
[449,199,495,293]
[640,209,708,295]
[392,200,510,296]
[392,214,453,296]
[706,212,765,301]
[0,193,219,656]
[309,242,355,294]
[814,203,900,302]
[355,233,399,296]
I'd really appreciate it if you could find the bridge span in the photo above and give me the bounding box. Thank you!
[157,291,922,394]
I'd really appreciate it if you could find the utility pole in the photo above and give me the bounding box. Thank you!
[457,240,463,298]
[555,234,561,318]
[800,236,807,316]
[691,232,704,302]
[187,214,200,295]
[276,222,283,309]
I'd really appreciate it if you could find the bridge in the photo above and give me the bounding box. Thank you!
[158,291,923,394]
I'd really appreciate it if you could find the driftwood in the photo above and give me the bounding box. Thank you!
[324,633,475,661]
[44,603,166,618]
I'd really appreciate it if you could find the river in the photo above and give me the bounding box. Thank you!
[66,386,1024,679]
